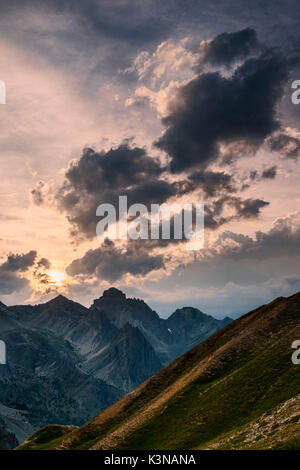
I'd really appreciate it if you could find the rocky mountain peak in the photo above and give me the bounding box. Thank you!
[45,294,71,305]
[101,288,126,300]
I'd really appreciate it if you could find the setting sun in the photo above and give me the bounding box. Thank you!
[48,269,66,287]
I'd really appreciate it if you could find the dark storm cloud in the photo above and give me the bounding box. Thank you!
[133,193,270,238]
[120,192,268,250]
[241,166,277,189]
[0,251,37,295]
[268,133,300,159]
[34,138,270,241]
[204,205,230,230]
[261,165,277,179]
[0,252,52,295]
[125,180,178,205]
[54,142,180,239]
[61,178,179,240]
[66,238,164,282]
[199,28,260,67]
[154,48,292,173]
[36,257,51,270]
[29,28,280,246]
[1,251,37,272]
[65,142,164,192]
[204,195,269,229]
[187,171,236,197]
[51,144,262,240]
[228,196,270,218]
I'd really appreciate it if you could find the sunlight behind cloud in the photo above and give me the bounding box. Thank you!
[48,269,66,287]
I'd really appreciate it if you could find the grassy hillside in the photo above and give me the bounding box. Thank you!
[18,293,300,450]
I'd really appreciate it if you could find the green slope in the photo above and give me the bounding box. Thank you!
[18,292,300,450]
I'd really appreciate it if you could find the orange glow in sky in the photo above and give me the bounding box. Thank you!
[48,269,66,287]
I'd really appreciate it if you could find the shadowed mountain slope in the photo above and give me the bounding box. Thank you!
[20,292,300,450]
[0,418,18,450]
[0,288,230,443]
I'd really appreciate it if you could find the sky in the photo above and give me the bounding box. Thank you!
[1,0,300,318]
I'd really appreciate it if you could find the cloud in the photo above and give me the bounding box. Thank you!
[0,271,29,296]
[268,132,300,159]
[0,251,52,295]
[261,165,277,179]
[44,141,268,241]
[33,137,270,241]
[0,1,299,313]
[123,38,196,118]
[227,196,270,218]
[154,46,292,173]
[30,181,47,206]
[241,166,277,189]
[1,251,37,272]
[52,141,183,239]
[36,257,51,269]
[66,238,164,281]
[64,141,164,192]
[209,211,300,261]
[0,0,171,49]
[144,212,300,314]
[29,29,289,244]
[187,171,236,197]
[0,250,37,295]
[65,0,169,46]
[204,196,269,229]
[198,28,260,67]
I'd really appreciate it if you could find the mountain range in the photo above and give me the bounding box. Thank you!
[19,291,300,450]
[0,287,231,447]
